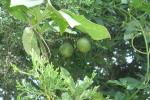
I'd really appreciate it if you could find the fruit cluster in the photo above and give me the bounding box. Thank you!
[59,37,91,57]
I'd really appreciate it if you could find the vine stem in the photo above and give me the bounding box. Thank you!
[131,33,147,55]
[34,29,51,59]
[138,22,150,83]
[40,34,51,58]
[113,7,150,99]
[129,19,150,100]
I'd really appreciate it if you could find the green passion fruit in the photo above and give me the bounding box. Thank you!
[77,37,91,53]
[59,42,74,57]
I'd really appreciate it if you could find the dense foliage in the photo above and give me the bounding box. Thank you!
[0,0,150,100]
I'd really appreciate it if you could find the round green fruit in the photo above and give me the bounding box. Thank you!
[59,43,73,57]
[77,37,91,53]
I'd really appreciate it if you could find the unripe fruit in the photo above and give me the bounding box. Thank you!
[59,42,73,57]
[77,37,91,53]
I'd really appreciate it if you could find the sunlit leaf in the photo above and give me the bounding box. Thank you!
[22,27,40,55]
[115,92,126,100]
[131,0,150,14]
[10,0,44,8]
[9,6,28,21]
[59,11,80,28]
[47,5,68,34]
[62,10,110,40]
[61,93,72,100]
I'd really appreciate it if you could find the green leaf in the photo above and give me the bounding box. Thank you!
[140,3,150,14]
[92,92,105,100]
[60,67,75,85]
[27,6,51,26]
[124,20,140,33]
[61,93,72,100]
[123,20,140,40]
[62,10,110,40]
[131,0,142,8]
[22,27,40,55]
[131,0,150,14]
[59,11,80,28]
[115,92,126,100]
[124,33,134,40]
[39,22,52,33]
[108,77,141,90]
[60,67,71,77]
[121,0,128,4]
[108,80,122,86]
[27,6,43,25]
[48,5,68,34]
[9,6,28,21]
[2,0,10,8]
[75,76,93,95]
[60,67,76,91]
[119,77,141,90]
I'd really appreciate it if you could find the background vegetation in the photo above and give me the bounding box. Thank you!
[0,0,150,100]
